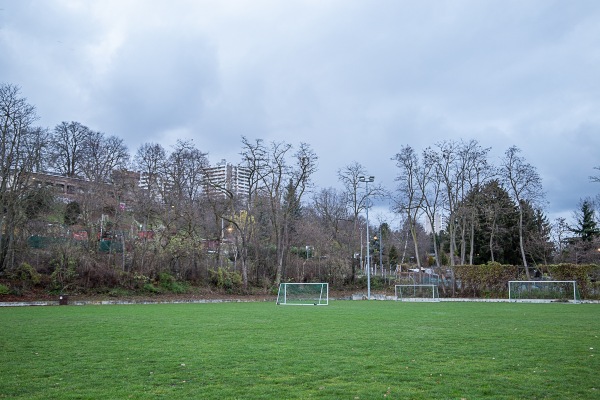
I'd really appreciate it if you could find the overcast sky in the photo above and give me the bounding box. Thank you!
[2,0,599,224]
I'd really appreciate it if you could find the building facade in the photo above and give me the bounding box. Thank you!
[203,159,251,201]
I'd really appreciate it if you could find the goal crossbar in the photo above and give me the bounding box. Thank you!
[508,280,579,303]
[276,283,329,306]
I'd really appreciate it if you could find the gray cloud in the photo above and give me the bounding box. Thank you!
[92,29,219,145]
[1,0,599,222]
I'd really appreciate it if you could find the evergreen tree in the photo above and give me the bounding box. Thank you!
[522,201,553,265]
[456,180,520,265]
[64,201,82,226]
[388,244,399,267]
[571,199,599,242]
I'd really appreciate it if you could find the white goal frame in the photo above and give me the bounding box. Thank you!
[395,284,439,302]
[276,283,329,306]
[508,280,579,303]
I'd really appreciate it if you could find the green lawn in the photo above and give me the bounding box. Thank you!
[1,301,599,399]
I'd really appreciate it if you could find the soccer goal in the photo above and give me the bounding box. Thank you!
[395,284,439,302]
[276,283,329,306]
[508,280,580,303]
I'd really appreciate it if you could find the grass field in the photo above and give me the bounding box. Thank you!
[1,301,599,399]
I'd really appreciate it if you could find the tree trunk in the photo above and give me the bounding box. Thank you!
[518,207,531,279]
[489,217,496,263]
[469,213,475,265]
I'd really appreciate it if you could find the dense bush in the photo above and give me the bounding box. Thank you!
[449,263,600,299]
[0,284,9,295]
[7,262,42,291]
[452,262,521,297]
[158,272,188,294]
[546,263,598,299]
[209,267,243,293]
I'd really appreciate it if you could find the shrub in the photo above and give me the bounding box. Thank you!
[50,255,78,292]
[143,283,161,294]
[8,262,42,290]
[0,284,9,295]
[354,275,388,291]
[158,272,187,294]
[547,263,597,298]
[369,276,386,290]
[449,263,600,299]
[209,268,242,293]
[453,263,520,297]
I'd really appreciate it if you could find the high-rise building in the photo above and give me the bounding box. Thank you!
[423,213,445,234]
[203,159,251,201]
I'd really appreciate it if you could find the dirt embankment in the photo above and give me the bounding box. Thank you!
[0,288,356,304]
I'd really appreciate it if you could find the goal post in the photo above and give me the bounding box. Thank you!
[508,280,580,303]
[276,283,329,306]
[395,284,439,302]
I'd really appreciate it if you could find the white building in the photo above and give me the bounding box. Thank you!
[203,159,251,201]
[423,213,445,234]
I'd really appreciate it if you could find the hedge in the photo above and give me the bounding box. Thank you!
[448,262,600,299]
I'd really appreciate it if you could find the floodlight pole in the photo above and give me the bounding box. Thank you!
[379,225,383,276]
[359,227,363,272]
[359,175,374,299]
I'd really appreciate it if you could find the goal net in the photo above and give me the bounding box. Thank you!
[508,280,580,303]
[276,283,329,306]
[395,284,439,302]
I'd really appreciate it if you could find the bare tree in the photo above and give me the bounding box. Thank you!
[128,142,167,278]
[393,145,425,269]
[430,139,491,266]
[311,187,349,242]
[551,217,570,263]
[49,121,91,178]
[0,83,44,272]
[132,142,168,229]
[420,147,444,268]
[145,140,211,279]
[432,140,461,266]
[459,140,493,265]
[338,161,386,222]
[337,161,385,280]
[294,193,354,285]
[240,138,317,286]
[202,155,262,289]
[165,140,208,203]
[80,131,130,183]
[227,136,271,288]
[311,187,355,280]
[275,142,317,286]
[500,146,544,278]
[27,126,50,173]
[134,143,167,194]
